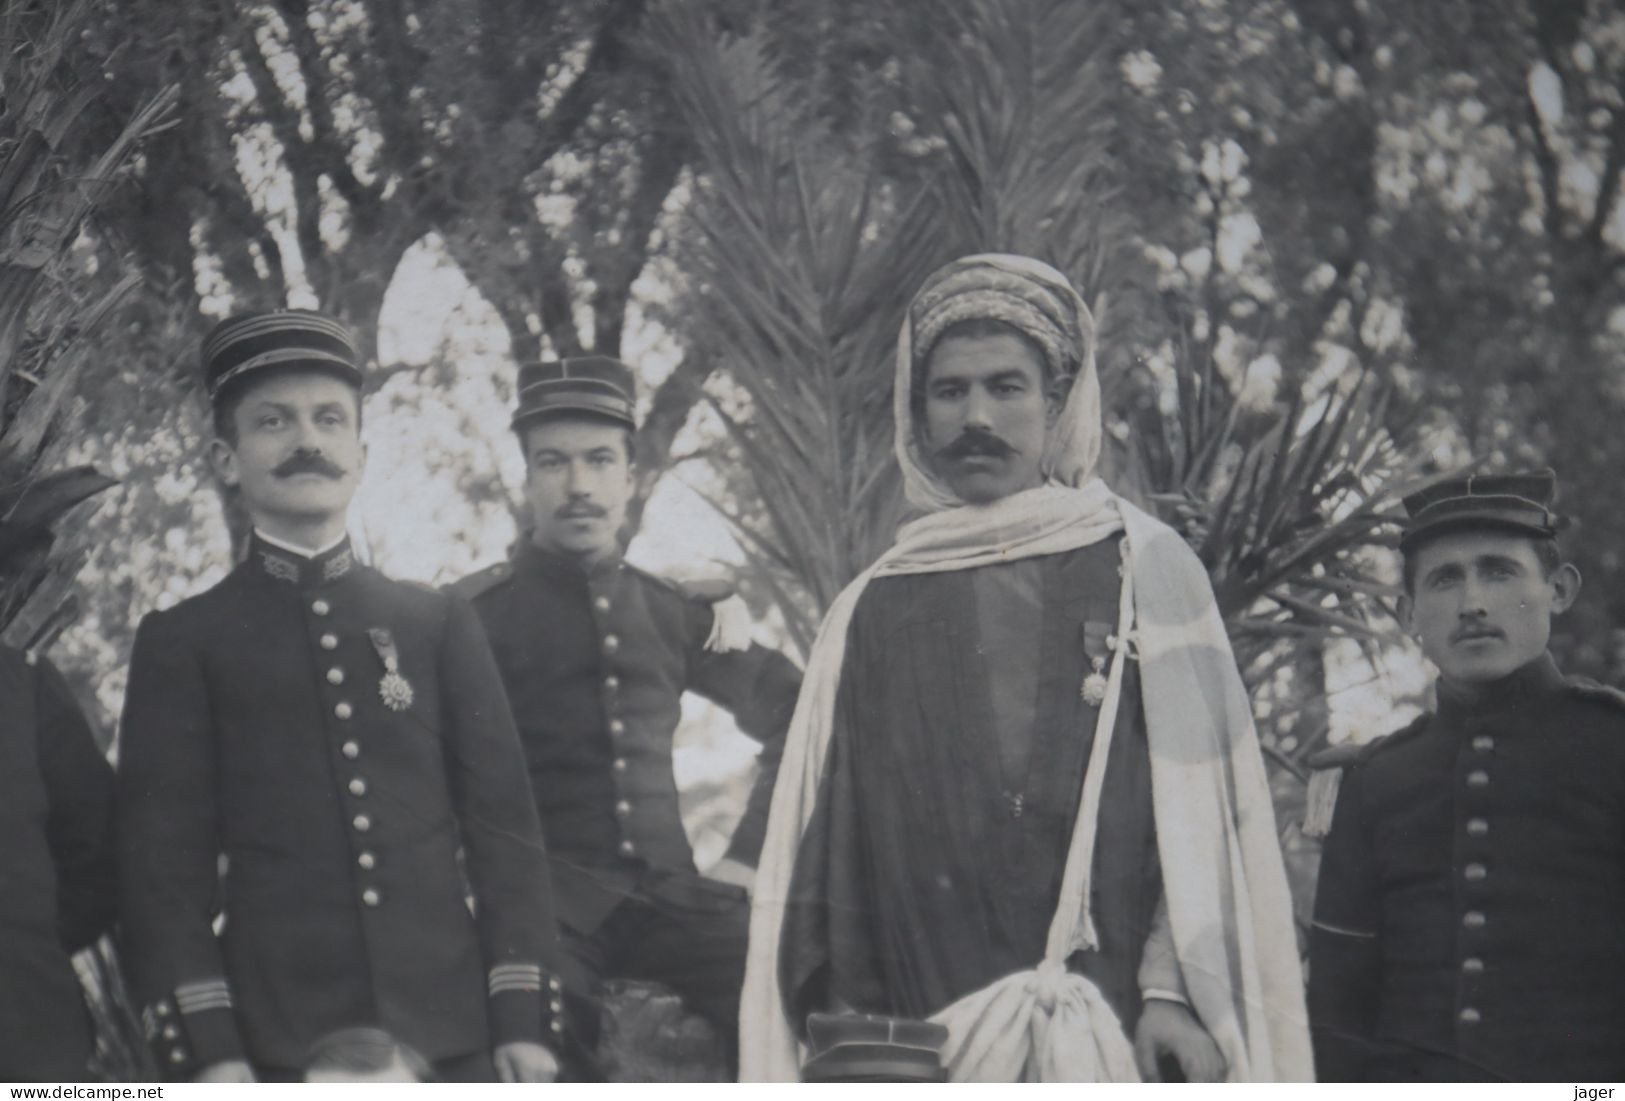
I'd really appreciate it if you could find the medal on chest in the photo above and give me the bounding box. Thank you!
[367,627,415,712]
[1080,656,1108,707]
[1079,620,1116,707]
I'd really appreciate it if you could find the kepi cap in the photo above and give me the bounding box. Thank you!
[513,356,637,433]
[202,309,362,402]
[800,1013,948,1083]
[1400,469,1561,550]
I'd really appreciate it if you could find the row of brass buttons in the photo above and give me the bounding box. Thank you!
[1456,730,1495,1027]
[313,597,380,909]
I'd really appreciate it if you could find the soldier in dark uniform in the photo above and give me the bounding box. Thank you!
[1308,470,1625,1081]
[115,310,566,1083]
[0,644,115,1081]
[455,356,802,1078]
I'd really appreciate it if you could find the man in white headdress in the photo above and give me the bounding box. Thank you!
[739,255,1313,1082]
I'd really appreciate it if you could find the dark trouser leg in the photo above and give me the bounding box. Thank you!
[1363,1048,1503,1083]
[601,879,751,1076]
[431,1050,496,1082]
[251,1065,301,1083]
[556,918,614,1082]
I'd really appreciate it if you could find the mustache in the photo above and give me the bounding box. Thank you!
[273,453,346,480]
[937,430,1017,461]
[556,501,608,520]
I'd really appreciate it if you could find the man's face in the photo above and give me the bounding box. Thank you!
[920,332,1063,505]
[523,416,633,561]
[1402,529,1579,684]
[209,370,364,529]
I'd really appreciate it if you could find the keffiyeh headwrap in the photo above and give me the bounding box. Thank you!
[896,253,1103,512]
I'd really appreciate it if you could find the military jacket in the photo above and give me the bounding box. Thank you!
[1309,653,1625,1080]
[116,536,564,1076]
[0,646,115,1081]
[458,542,802,932]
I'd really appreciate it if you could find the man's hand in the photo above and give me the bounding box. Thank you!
[194,1059,256,1083]
[494,1040,560,1083]
[707,856,756,896]
[1133,999,1227,1083]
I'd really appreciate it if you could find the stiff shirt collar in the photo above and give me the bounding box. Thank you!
[254,527,349,559]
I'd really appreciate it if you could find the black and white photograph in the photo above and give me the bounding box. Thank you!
[2,0,1624,1085]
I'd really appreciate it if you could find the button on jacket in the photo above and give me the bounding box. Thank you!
[1309,653,1625,1080]
[0,646,114,1081]
[116,536,564,1075]
[459,542,802,933]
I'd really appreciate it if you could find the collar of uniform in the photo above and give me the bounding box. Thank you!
[514,538,623,585]
[247,530,358,589]
[1435,651,1565,722]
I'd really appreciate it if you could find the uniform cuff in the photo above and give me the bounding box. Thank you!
[145,980,245,1079]
[488,964,565,1050]
[1142,988,1191,1008]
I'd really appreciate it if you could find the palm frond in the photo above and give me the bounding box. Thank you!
[0,0,173,1079]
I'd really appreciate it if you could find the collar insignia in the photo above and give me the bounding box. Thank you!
[259,550,301,584]
[322,547,355,582]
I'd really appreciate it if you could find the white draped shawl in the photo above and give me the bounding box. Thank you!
[738,482,1313,1081]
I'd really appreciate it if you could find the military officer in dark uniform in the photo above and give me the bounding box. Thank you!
[115,310,566,1083]
[1308,470,1625,1081]
[455,356,802,1077]
[1,644,115,1081]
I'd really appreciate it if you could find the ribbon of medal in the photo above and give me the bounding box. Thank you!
[367,627,415,712]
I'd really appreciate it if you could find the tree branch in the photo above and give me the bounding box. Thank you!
[223,4,306,169]
[1524,78,1566,242]
[1524,12,1571,244]
[534,0,649,152]
[590,131,687,354]
[226,5,330,291]
[353,0,433,182]
[527,226,583,356]
[1587,92,1625,243]
[268,0,377,210]
[439,222,545,363]
[626,352,717,535]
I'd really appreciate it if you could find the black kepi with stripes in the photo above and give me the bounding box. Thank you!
[1399,469,1562,551]
[512,356,637,433]
[201,308,362,403]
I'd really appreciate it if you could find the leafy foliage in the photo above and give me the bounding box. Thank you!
[666,0,1437,848]
[0,0,172,649]
[0,0,174,1080]
[656,4,947,652]
[1126,361,1430,670]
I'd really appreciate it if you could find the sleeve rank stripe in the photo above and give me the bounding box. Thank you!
[490,963,543,976]
[173,987,229,1006]
[176,994,233,1013]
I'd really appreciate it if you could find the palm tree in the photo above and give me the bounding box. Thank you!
[0,0,176,1080]
[651,2,948,653]
[659,0,1432,901]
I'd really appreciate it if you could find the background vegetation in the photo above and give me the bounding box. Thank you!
[11,0,1625,1079]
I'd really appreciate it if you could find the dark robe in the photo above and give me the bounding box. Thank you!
[780,537,1163,1033]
